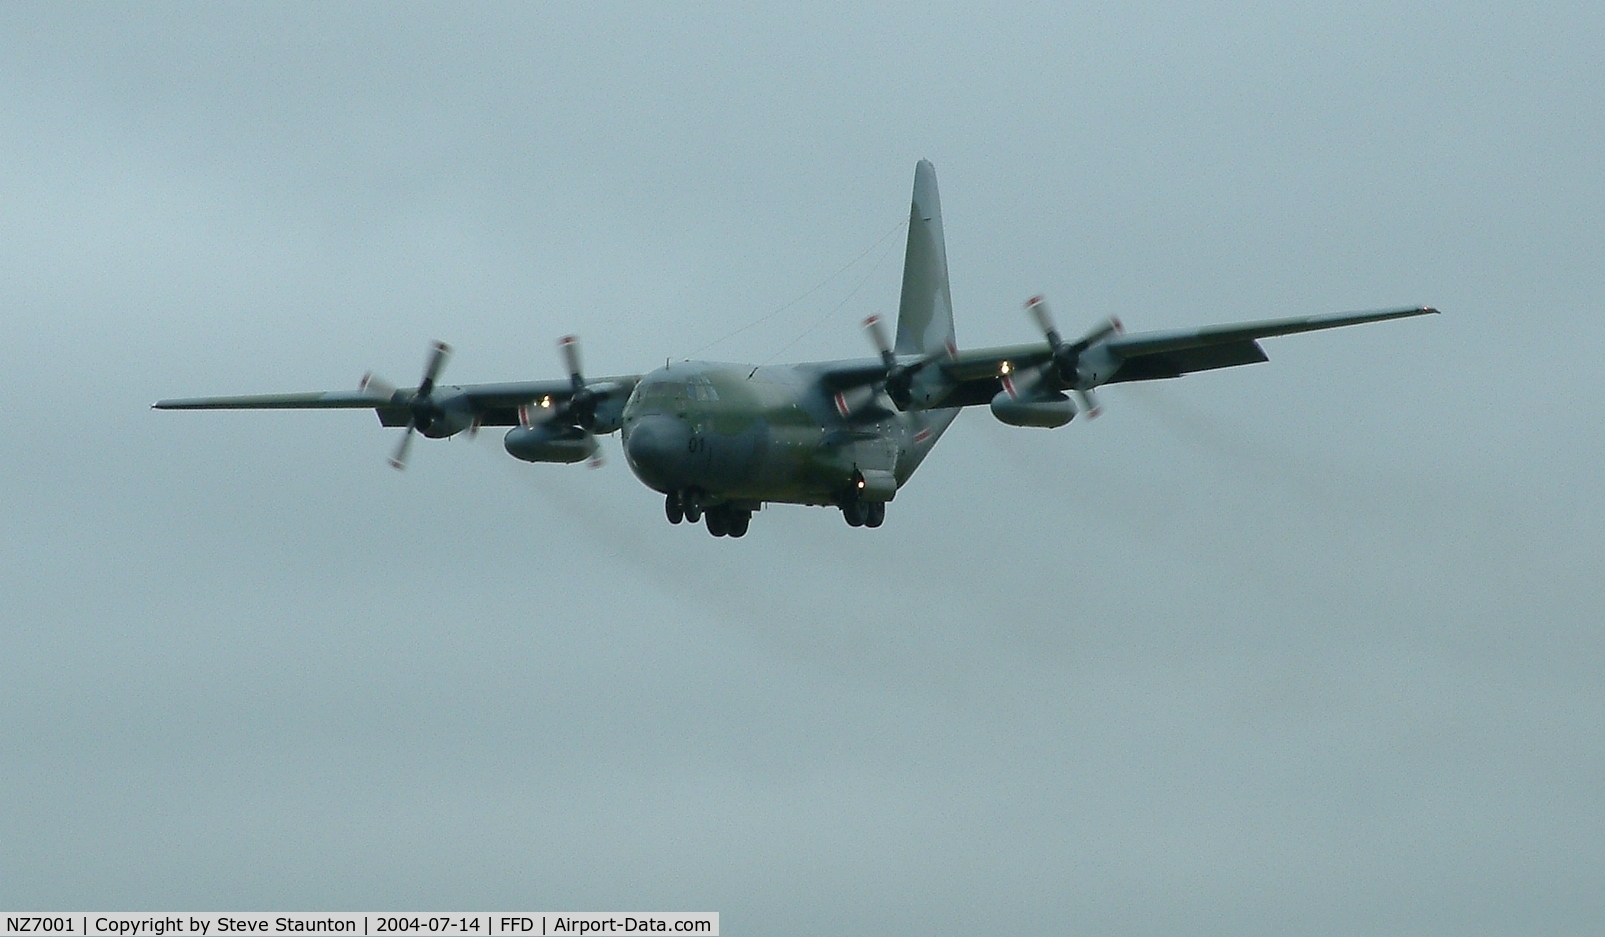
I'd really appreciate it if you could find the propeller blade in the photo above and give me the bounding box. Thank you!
[417,340,451,396]
[559,335,584,390]
[862,315,896,366]
[1075,388,1102,420]
[388,424,416,470]
[1025,295,1064,349]
[863,314,915,408]
[359,372,399,400]
[1073,317,1124,350]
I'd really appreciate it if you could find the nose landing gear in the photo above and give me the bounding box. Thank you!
[666,489,751,537]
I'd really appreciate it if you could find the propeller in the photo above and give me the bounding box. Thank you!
[559,335,601,429]
[360,339,453,470]
[862,315,914,409]
[518,335,606,467]
[560,335,607,466]
[1025,296,1122,419]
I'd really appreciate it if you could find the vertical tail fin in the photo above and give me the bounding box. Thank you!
[895,160,958,357]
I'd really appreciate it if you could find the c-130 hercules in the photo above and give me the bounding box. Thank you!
[156,161,1436,538]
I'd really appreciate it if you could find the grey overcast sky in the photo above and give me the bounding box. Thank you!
[2,3,1602,933]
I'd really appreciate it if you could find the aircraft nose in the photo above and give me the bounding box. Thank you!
[624,414,693,488]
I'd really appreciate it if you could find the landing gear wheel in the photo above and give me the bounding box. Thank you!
[684,492,702,524]
[665,490,684,524]
[705,506,730,537]
[864,501,885,528]
[727,509,751,538]
[842,500,866,527]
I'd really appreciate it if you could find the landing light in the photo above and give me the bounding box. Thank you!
[541,395,552,408]
[1000,361,1012,375]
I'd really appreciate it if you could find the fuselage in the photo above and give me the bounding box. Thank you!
[620,360,957,509]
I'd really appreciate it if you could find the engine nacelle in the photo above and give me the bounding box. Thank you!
[1067,345,1120,389]
[990,389,1075,428]
[589,392,627,434]
[906,368,954,409]
[503,423,598,464]
[416,389,477,438]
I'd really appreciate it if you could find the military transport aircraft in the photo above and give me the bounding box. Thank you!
[156,161,1436,538]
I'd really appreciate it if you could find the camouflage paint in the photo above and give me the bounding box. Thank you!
[620,359,958,508]
[617,160,964,509]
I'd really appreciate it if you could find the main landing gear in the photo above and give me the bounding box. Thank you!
[665,490,751,538]
[839,498,885,528]
[703,504,751,538]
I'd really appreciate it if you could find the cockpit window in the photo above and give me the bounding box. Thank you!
[633,381,679,406]
[688,377,720,402]
[632,375,718,408]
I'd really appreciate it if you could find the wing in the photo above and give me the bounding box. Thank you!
[1100,306,1438,382]
[152,389,399,410]
[154,377,640,428]
[918,305,1438,408]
